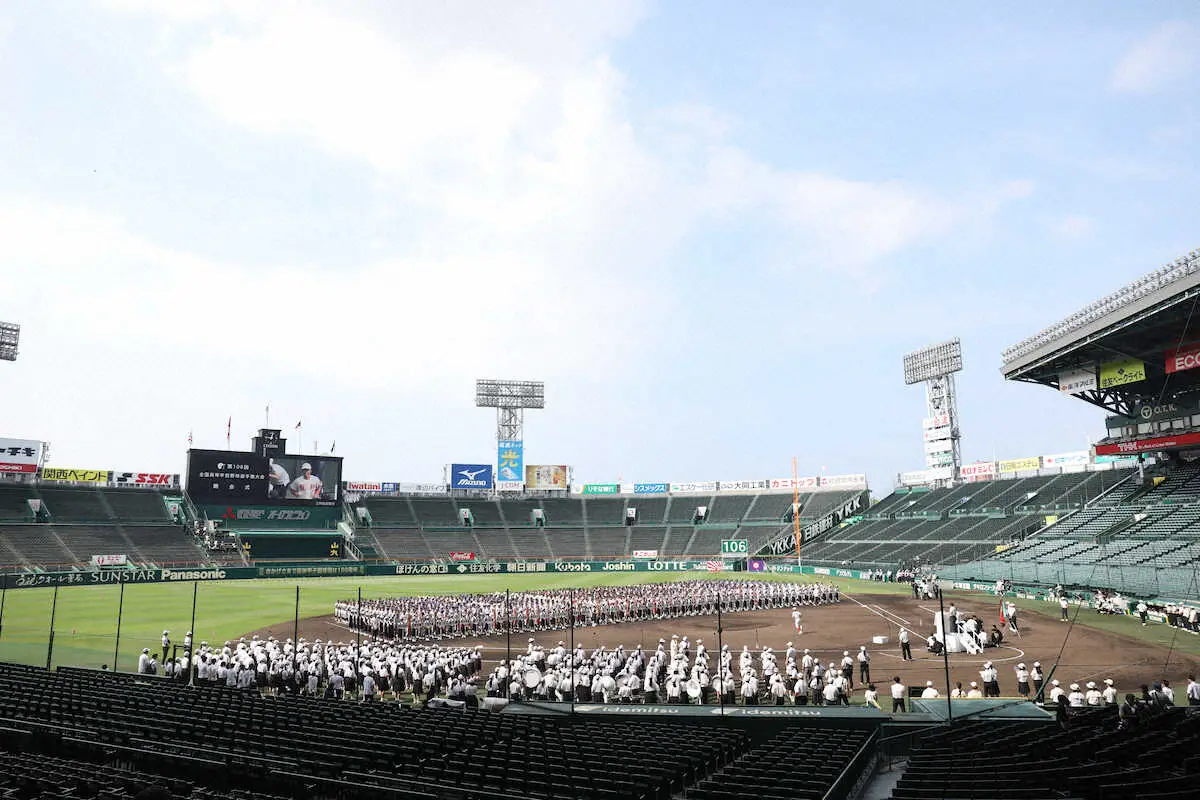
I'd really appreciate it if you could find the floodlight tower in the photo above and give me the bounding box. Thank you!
[0,322,19,362]
[475,379,544,487]
[903,338,964,484]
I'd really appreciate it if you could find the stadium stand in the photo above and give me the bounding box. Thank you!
[0,663,756,800]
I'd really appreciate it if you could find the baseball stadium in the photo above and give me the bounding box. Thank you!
[2,249,1200,799]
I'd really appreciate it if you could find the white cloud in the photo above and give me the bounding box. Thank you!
[1111,21,1198,93]
[1048,213,1096,240]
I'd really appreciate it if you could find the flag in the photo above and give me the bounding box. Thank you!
[705,560,723,572]
[187,429,193,446]
[295,420,302,430]
[999,596,1007,625]
[330,441,336,454]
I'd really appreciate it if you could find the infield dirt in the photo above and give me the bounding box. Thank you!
[243,587,1200,696]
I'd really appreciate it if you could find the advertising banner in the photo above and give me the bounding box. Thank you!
[925,451,953,468]
[345,481,385,493]
[998,456,1041,474]
[960,462,996,482]
[633,482,669,494]
[449,464,493,491]
[91,554,128,567]
[922,413,950,430]
[42,467,110,484]
[198,503,343,529]
[1058,366,1097,395]
[497,440,523,483]
[1094,431,1200,456]
[0,438,44,474]
[632,550,658,559]
[524,464,568,490]
[187,449,341,505]
[448,551,476,561]
[747,558,765,572]
[924,438,953,454]
[395,482,444,494]
[669,481,718,493]
[1041,451,1089,468]
[923,426,952,442]
[581,483,620,495]
[1165,344,1200,375]
[821,474,868,490]
[1099,358,1146,389]
[1094,454,1139,465]
[718,479,769,491]
[112,472,178,488]
[769,477,819,490]
[900,467,952,485]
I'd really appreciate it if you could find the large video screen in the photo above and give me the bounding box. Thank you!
[187,449,342,506]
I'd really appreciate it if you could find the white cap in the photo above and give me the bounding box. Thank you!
[1104,678,1114,685]
[1017,663,1025,669]
[926,680,933,686]
[1051,679,1059,686]
[860,645,866,650]
[804,649,810,654]
[1086,681,1096,689]
[970,681,977,687]
[1070,683,1080,691]
[787,642,793,647]
[1033,661,1040,667]
[983,661,992,668]
[843,651,849,656]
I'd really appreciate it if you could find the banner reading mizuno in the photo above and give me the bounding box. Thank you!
[524,464,568,490]
[42,467,110,484]
[449,464,493,490]
[0,438,44,474]
[1099,358,1146,389]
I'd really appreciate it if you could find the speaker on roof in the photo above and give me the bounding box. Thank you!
[532,508,545,527]
[694,505,707,525]
[460,508,474,528]
[625,507,637,526]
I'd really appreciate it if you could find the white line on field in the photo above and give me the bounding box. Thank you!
[840,591,909,632]
[874,605,912,627]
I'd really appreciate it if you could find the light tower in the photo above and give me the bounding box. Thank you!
[0,322,19,362]
[475,379,544,490]
[903,338,964,485]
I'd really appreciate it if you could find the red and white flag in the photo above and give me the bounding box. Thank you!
[999,596,1007,626]
[705,560,723,572]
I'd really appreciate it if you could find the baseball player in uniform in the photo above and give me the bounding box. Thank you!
[287,462,324,499]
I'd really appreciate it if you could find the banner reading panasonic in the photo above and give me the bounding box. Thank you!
[496,440,523,489]
[449,463,493,490]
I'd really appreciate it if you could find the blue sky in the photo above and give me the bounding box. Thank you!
[1,1,1197,490]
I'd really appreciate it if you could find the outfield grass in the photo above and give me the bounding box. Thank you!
[2,570,1194,672]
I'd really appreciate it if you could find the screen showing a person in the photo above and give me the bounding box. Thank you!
[187,450,341,505]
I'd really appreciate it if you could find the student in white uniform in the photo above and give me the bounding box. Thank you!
[1102,678,1118,705]
[966,682,983,698]
[1084,682,1102,706]
[1067,683,1085,707]
[1048,680,1065,704]
[857,646,870,684]
[890,677,907,713]
[921,680,939,699]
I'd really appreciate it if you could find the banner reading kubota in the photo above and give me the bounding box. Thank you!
[42,467,111,484]
[998,456,1041,474]
[524,464,568,490]
[1099,357,1146,389]
[0,438,44,474]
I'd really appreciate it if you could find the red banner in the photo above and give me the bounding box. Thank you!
[114,472,174,486]
[0,462,36,474]
[449,551,476,561]
[1165,344,1200,374]
[1094,431,1200,456]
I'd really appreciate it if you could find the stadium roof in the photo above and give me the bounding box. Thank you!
[1001,248,1200,417]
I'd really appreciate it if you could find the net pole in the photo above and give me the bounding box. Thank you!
[292,586,300,676]
[45,584,59,671]
[505,589,512,702]
[569,587,575,715]
[113,581,125,673]
[937,588,953,726]
[187,581,197,685]
[792,457,802,570]
[0,586,7,648]
[356,587,362,696]
[716,591,725,717]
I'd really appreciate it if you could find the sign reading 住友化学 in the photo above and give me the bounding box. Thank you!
[720,539,748,555]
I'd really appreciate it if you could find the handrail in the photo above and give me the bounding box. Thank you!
[822,728,879,800]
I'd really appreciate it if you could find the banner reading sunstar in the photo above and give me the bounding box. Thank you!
[0,438,44,474]
[1165,343,1200,374]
